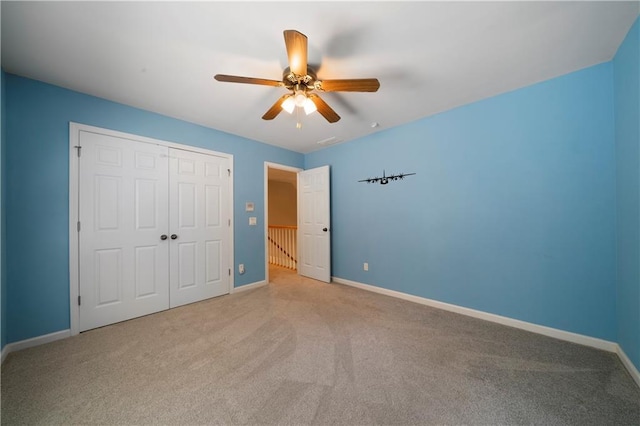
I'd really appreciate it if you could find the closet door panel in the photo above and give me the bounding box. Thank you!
[169,148,230,308]
[78,131,169,331]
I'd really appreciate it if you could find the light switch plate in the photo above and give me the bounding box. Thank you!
[245,202,254,212]
[249,217,257,225]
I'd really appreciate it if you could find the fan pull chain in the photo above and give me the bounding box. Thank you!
[296,107,302,129]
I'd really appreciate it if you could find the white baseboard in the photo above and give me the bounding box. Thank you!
[332,277,618,353]
[232,280,267,293]
[1,329,71,364]
[616,345,640,388]
[1,345,8,364]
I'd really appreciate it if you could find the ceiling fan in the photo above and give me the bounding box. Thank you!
[214,30,380,124]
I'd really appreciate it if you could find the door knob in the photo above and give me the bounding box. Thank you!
[171,234,178,240]
[160,234,168,240]
[322,228,328,232]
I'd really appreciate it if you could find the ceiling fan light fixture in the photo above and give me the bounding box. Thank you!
[294,90,307,107]
[303,98,317,115]
[281,96,295,114]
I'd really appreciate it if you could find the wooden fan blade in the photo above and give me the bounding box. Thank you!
[317,78,380,92]
[308,94,340,123]
[214,74,283,87]
[262,95,289,120]
[283,30,308,76]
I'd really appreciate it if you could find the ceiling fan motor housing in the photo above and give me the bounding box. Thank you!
[283,67,317,92]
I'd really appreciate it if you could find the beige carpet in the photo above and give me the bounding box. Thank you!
[1,266,639,425]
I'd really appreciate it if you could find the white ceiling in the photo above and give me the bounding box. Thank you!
[2,1,638,153]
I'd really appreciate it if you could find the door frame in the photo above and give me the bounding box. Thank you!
[69,122,234,336]
[264,162,302,284]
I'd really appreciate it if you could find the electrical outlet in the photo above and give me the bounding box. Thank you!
[364,262,369,271]
[239,264,245,274]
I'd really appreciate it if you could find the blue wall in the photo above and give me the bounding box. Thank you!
[614,17,640,371]
[306,62,617,341]
[4,74,303,344]
[1,70,6,350]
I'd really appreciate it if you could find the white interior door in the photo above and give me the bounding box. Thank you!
[169,148,231,307]
[298,165,331,282]
[78,131,169,332]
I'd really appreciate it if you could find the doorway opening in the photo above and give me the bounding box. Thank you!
[264,163,301,284]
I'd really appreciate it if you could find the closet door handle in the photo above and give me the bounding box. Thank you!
[160,234,168,241]
[171,234,178,240]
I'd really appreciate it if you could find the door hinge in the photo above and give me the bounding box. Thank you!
[77,221,81,232]
[227,169,231,177]
[78,295,81,306]
[74,145,82,157]
[229,269,231,276]
[228,219,231,226]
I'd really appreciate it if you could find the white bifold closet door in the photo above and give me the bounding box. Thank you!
[169,148,230,308]
[78,131,230,332]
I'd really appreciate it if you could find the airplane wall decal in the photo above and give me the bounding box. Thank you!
[358,170,416,185]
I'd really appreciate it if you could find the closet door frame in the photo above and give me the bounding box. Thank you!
[69,122,234,336]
